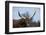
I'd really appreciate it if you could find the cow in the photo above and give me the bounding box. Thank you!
[13,11,36,28]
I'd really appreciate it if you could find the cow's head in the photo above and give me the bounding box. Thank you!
[18,11,36,26]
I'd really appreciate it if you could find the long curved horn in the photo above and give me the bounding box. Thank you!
[31,11,36,18]
[18,11,25,19]
[18,11,22,17]
[29,11,36,20]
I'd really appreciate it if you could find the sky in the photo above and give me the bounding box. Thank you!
[12,7,40,22]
